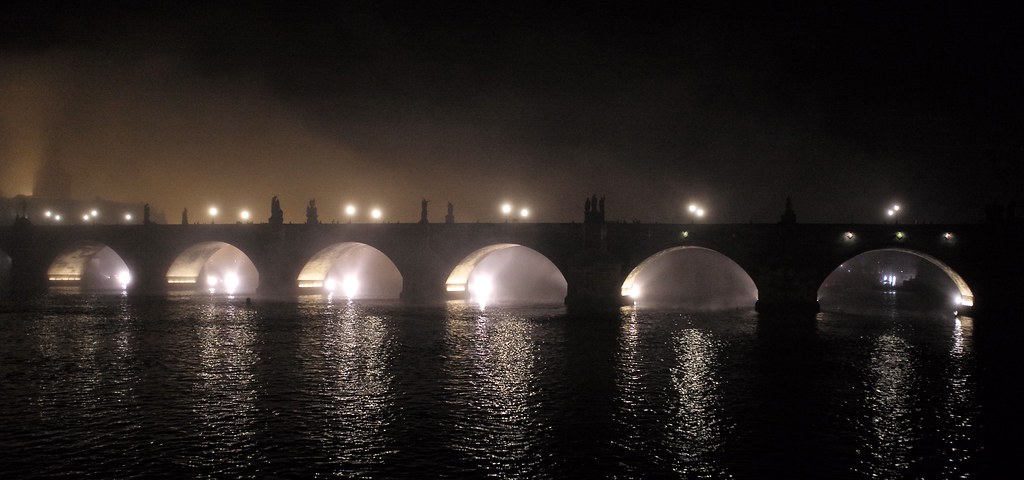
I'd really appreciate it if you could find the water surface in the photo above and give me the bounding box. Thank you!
[0,293,1009,478]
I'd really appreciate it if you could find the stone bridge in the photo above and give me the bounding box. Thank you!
[0,219,1021,315]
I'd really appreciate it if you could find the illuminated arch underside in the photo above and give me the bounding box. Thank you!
[296,242,393,288]
[620,246,755,297]
[856,248,974,307]
[445,243,520,292]
[47,242,108,281]
[166,241,242,284]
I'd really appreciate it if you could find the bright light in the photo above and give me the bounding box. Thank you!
[345,205,356,216]
[845,231,855,240]
[627,285,641,299]
[696,209,705,217]
[83,214,90,221]
[501,203,512,215]
[887,209,894,216]
[469,275,493,307]
[342,275,360,299]
[371,208,382,220]
[944,232,953,240]
[954,295,963,306]
[520,208,530,218]
[893,205,901,211]
[90,210,98,217]
[240,210,250,221]
[688,204,697,213]
[324,278,337,291]
[209,207,218,216]
[116,271,132,289]
[54,215,62,221]
[45,210,52,217]
[895,231,905,240]
[206,275,218,287]
[125,213,132,221]
[223,273,240,294]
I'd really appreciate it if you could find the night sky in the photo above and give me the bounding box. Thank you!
[2,2,1021,224]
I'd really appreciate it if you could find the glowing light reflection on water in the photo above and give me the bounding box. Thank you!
[0,294,992,478]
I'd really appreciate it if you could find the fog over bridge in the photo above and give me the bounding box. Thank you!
[1,200,1021,316]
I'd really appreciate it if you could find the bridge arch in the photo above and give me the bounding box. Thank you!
[47,241,132,291]
[820,248,974,308]
[296,242,402,299]
[621,246,758,309]
[445,243,568,304]
[166,241,259,294]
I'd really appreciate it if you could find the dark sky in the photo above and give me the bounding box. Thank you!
[2,1,1021,223]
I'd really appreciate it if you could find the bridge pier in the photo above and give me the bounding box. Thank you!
[564,251,626,309]
[752,267,821,317]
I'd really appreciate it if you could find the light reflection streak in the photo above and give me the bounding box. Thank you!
[443,303,543,477]
[308,301,396,473]
[26,296,141,455]
[192,300,260,474]
[613,308,645,470]
[614,308,730,477]
[941,316,978,477]
[857,333,916,478]
[667,327,729,476]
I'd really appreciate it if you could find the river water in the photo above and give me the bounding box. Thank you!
[0,292,1015,478]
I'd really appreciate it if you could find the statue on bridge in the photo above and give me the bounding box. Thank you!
[419,198,429,224]
[269,196,284,225]
[445,202,454,224]
[306,199,318,224]
[780,197,797,225]
[584,194,606,223]
[181,208,188,225]
[143,204,151,225]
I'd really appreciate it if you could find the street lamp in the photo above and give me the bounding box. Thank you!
[345,204,356,223]
[687,204,705,223]
[886,204,901,224]
[209,206,218,224]
[501,203,512,222]
[240,210,250,223]
[124,213,132,223]
[371,208,382,222]
[520,208,530,220]
[54,214,62,222]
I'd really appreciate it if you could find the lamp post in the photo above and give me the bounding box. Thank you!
[371,208,382,223]
[687,204,705,224]
[501,203,512,223]
[886,204,901,224]
[209,206,218,224]
[520,208,530,221]
[345,205,356,223]
[240,210,250,223]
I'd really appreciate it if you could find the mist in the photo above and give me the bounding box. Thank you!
[312,244,403,300]
[818,250,962,315]
[176,244,258,295]
[47,245,131,293]
[624,247,757,311]
[465,246,567,306]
